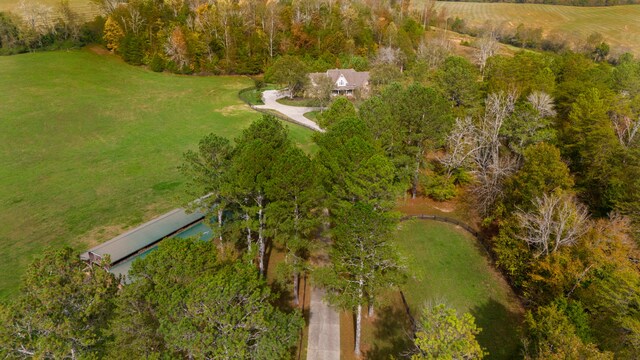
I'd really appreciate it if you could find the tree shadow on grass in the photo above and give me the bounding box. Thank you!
[366,303,414,360]
[470,298,523,360]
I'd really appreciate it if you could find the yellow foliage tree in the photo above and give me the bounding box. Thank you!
[103,16,124,52]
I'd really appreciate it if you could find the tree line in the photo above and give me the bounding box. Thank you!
[0,1,102,54]
[93,0,432,74]
[1,0,629,77]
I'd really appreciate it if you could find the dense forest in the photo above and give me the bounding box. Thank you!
[0,0,620,70]
[2,0,640,358]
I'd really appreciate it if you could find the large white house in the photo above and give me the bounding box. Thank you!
[308,69,370,97]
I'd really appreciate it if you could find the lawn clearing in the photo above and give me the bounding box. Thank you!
[0,48,314,298]
[303,110,320,121]
[394,220,523,359]
[431,2,640,55]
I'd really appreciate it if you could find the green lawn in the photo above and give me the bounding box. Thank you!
[0,48,314,299]
[276,97,319,107]
[303,110,320,121]
[394,220,523,360]
[238,84,278,106]
[431,2,640,55]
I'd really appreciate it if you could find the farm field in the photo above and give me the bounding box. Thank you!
[394,220,523,359]
[0,0,98,20]
[0,48,314,299]
[433,2,640,55]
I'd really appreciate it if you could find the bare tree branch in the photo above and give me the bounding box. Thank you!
[516,193,589,257]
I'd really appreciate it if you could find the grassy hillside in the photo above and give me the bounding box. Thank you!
[395,220,523,359]
[0,48,314,298]
[0,0,97,20]
[433,2,640,55]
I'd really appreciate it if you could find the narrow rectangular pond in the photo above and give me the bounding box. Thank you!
[109,220,213,282]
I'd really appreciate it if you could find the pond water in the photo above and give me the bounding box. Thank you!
[109,221,213,281]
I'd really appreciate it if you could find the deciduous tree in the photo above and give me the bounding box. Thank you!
[443,91,518,215]
[411,302,485,360]
[524,303,613,360]
[265,55,308,99]
[435,56,481,109]
[103,15,124,51]
[516,193,589,257]
[475,32,498,77]
[306,73,334,110]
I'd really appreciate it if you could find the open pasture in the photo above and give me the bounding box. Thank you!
[0,48,314,298]
[433,2,640,55]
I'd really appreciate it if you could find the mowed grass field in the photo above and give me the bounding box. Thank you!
[0,48,314,298]
[433,2,640,55]
[394,220,523,359]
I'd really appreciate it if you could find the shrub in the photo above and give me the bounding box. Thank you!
[422,174,457,201]
[149,53,165,72]
[254,78,265,91]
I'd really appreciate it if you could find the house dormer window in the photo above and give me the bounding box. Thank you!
[337,75,347,87]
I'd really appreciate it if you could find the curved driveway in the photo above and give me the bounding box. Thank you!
[254,90,324,132]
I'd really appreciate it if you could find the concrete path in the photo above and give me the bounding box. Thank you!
[254,90,324,132]
[307,287,341,360]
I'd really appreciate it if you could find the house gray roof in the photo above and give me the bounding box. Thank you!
[309,69,369,90]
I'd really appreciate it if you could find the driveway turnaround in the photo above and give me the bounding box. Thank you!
[307,287,341,360]
[254,90,324,132]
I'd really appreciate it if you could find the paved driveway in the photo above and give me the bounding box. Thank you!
[306,287,341,360]
[254,90,324,132]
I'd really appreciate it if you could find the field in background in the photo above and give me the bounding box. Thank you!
[432,2,640,55]
[0,48,314,298]
[0,0,98,20]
